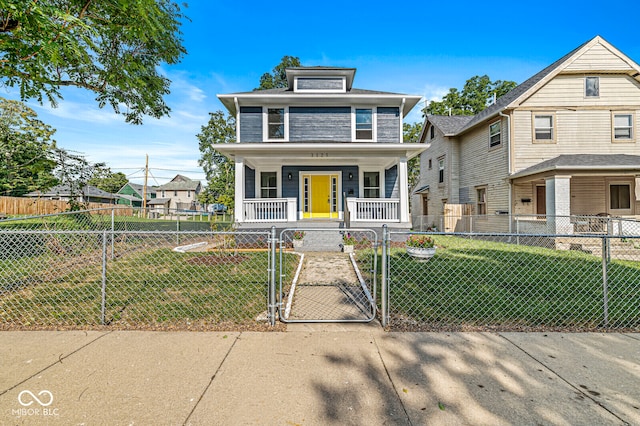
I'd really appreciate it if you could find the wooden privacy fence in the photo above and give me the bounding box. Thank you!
[0,196,135,217]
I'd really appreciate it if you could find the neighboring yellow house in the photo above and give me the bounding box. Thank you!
[413,36,640,234]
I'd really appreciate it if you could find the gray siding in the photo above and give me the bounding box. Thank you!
[239,107,262,142]
[245,166,255,198]
[289,107,351,141]
[385,165,398,198]
[377,107,400,143]
[297,78,343,91]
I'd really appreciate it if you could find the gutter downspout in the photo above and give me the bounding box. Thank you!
[399,97,406,142]
[233,97,240,143]
[499,110,512,233]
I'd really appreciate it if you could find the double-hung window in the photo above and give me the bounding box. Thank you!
[476,187,487,215]
[585,76,599,97]
[438,157,445,184]
[267,108,286,140]
[355,109,373,140]
[489,121,501,147]
[613,113,634,141]
[260,172,277,198]
[363,172,380,198]
[534,115,554,142]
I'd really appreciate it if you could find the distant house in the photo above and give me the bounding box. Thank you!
[26,184,117,204]
[116,182,157,207]
[413,36,640,234]
[155,175,202,211]
[215,66,424,229]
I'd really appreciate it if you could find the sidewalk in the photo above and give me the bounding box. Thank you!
[1,325,638,425]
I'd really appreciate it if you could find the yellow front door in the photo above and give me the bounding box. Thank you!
[303,174,338,219]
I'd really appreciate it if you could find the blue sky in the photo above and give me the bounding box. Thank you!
[3,1,640,185]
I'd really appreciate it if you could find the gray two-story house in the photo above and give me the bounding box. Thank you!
[216,67,424,228]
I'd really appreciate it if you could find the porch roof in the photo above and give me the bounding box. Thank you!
[214,142,427,165]
[510,154,640,180]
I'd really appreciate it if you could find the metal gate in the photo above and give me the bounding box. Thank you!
[278,228,378,322]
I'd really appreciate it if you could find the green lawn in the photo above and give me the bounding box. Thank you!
[387,235,640,330]
[1,245,298,329]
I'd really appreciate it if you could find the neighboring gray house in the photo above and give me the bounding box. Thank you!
[26,184,117,204]
[413,36,640,234]
[155,174,202,211]
[215,66,424,228]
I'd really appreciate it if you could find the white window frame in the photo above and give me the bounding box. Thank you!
[361,169,383,198]
[585,76,600,98]
[351,107,377,141]
[533,113,556,143]
[607,180,634,215]
[293,76,346,93]
[437,156,445,185]
[489,121,501,148]
[263,107,289,141]
[257,169,281,198]
[612,112,635,142]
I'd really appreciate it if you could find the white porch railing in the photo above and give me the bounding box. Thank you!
[347,198,399,222]
[243,198,296,223]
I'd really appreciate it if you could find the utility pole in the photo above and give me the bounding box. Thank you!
[142,154,149,217]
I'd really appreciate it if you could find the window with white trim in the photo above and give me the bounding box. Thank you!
[260,172,277,198]
[355,109,373,140]
[534,115,554,141]
[267,108,285,140]
[363,172,380,198]
[585,76,599,97]
[489,121,501,147]
[613,113,633,141]
[438,157,445,184]
[610,184,631,210]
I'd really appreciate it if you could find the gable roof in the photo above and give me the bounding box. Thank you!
[510,154,640,179]
[156,175,201,191]
[426,115,474,137]
[447,36,640,136]
[26,185,117,199]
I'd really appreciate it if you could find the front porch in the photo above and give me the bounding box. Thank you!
[240,197,402,225]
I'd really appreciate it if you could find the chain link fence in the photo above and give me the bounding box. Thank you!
[0,210,280,329]
[383,230,640,331]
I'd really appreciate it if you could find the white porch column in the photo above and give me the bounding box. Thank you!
[234,156,245,224]
[398,157,409,223]
[545,175,571,234]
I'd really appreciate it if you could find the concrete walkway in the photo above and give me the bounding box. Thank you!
[0,326,638,425]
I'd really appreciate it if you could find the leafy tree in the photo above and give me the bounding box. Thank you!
[424,75,517,116]
[88,166,128,194]
[197,111,236,206]
[0,0,187,124]
[403,122,423,190]
[0,97,57,196]
[256,55,301,90]
[51,148,103,211]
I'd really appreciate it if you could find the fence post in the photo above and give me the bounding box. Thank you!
[381,224,388,327]
[269,226,277,326]
[602,236,609,328]
[176,213,180,246]
[101,230,107,325]
[111,208,115,259]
